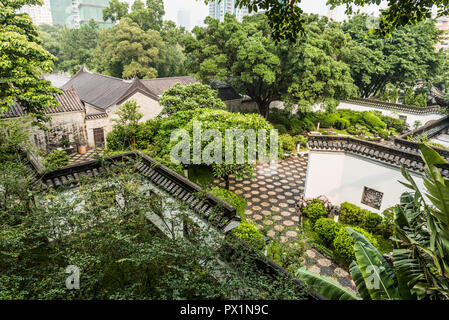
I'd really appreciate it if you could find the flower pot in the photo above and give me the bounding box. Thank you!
[78,145,87,155]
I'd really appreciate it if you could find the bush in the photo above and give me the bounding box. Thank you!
[339,202,365,226]
[269,109,291,129]
[333,226,378,263]
[362,212,383,234]
[210,187,246,219]
[266,238,305,271]
[360,111,386,132]
[294,135,308,149]
[313,218,343,246]
[379,207,395,238]
[302,200,328,225]
[274,124,287,135]
[334,118,350,130]
[43,150,70,170]
[318,113,340,129]
[233,221,266,251]
[291,117,315,134]
[279,133,296,153]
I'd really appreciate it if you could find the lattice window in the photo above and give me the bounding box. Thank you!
[361,187,383,210]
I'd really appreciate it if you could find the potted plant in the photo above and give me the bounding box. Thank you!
[77,137,87,155]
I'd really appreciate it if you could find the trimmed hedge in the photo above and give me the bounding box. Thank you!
[210,187,246,219]
[362,211,383,234]
[279,133,296,153]
[333,226,379,263]
[232,221,266,251]
[339,202,365,226]
[313,218,342,246]
[302,200,328,225]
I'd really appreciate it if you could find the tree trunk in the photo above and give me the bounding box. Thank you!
[225,175,230,190]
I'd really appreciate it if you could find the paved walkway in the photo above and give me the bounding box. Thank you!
[69,150,97,165]
[215,154,358,295]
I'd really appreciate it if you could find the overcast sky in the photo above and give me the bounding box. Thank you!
[162,0,386,29]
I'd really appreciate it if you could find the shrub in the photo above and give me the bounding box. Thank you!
[291,117,314,134]
[266,238,305,271]
[379,207,395,238]
[362,212,383,234]
[302,200,328,225]
[279,133,296,153]
[339,202,364,226]
[378,129,390,139]
[233,221,266,251]
[334,118,350,130]
[333,226,378,263]
[360,111,386,132]
[269,108,291,129]
[294,135,308,149]
[210,187,246,219]
[274,124,287,135]
[313,218,343,246]
[318,113,340,128]
[43,150,70,171]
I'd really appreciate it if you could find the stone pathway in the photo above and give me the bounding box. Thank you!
[69,150,97,165]
[215,154,358,294]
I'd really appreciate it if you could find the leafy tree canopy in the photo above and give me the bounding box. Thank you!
[0,0,60,124]
[203,0,449,42]
[94,17,165,78]
[159,83,226,117]
[185,13,356,117]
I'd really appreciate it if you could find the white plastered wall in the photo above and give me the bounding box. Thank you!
[304,150,425,213]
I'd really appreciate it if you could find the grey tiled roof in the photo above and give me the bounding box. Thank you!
[29,151,239,232]
[140,76,197,96]
[343,98,441,114]
[308,134,449,178]
[62,66,196,110]
[85,112,108,120]
[3,88,85,118]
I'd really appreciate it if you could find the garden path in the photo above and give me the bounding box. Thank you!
[215,155,358,295]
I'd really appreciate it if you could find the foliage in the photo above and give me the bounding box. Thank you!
[313,217,342,247]
[232,221,266,251]
[333,225,379,263]
[210,187,246,219]
[42,150,70,171]
[342,15,443,98]
[273,124,287,135]
[279,133,296,154]
[301,200,328,225]
[294,135,308,149]
[362,211,383,234]
[0,118,32,163]
[94,17,165,78]
[0,156,307,300]
[339,202,365,226]
[0,0,60,124]
[185,14,356,118]
[159,83,225,117]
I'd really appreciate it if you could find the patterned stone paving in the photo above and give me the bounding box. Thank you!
[69,150,97,165]
[215,155,308,241]
[214,154,358,294]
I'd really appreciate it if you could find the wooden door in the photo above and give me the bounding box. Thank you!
[93,128,105,148]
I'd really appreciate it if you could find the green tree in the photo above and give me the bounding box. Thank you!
[202,0,449,42]
[159,83,226,117]
[0,0,60,124]
[103,0,129,23]
[94,17,165,78]
[157,20,188,77]
[113,99,143,127]
[185,14,356,118]
[342,14,442,98]
[58,20,100,74]
[105,0,165,31]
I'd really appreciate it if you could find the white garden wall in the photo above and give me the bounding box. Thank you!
[304,150,425,213]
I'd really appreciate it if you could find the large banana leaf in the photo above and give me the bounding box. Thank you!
[296,267,360,300]
[349,261,371,300]
[348,228,400,300]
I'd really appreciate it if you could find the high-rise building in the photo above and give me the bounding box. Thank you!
[49,0,115,28]
[208,0,253,22]
[177,9,191,30]
[17,0,53,25]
